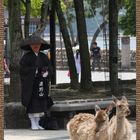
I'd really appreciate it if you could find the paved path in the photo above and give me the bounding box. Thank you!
[4,130,136,140]
[4,130,69,140]
[4,121,136,140]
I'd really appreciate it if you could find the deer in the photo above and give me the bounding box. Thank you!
[108,96,132,140]
[67,105,112,140]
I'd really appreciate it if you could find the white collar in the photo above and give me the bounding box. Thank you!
[34,52,38,56]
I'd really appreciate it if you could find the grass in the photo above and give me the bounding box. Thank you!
[50,83,135,101]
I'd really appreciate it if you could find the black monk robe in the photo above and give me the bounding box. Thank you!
[19,51,52,109]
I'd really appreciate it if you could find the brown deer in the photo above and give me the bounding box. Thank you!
[67,105,112,140]
[108,96,132,140]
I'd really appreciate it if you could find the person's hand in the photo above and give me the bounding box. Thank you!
[42,71,48,77]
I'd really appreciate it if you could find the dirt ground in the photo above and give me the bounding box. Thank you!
[51,80,136,101]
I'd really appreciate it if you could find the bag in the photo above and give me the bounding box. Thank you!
[47,96,54,108]
[39,81,58,130]
[46,81,54,108]
[39,115,59,130]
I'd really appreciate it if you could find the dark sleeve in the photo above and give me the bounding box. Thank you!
[19,55,36,77]
[19,54,36,108]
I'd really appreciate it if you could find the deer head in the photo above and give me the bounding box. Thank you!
[94,105,112,133]
[94,105,112,123]
[112,95,130,117]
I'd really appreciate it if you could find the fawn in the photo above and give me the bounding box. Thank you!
[67,105,112,140]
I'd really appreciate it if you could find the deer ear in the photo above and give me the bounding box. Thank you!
[112,95,118,104]
[121,96,127,102]
[95,105,101,112]
[106,104,113,114]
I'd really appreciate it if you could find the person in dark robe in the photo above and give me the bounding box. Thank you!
[19,35,53,130]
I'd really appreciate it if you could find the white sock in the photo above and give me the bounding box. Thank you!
[30,117,39,130]
[35,117,44,130]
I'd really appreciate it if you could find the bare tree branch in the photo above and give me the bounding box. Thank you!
[90,20,108,49]
[24,0,31,38]
[33,0,51,36]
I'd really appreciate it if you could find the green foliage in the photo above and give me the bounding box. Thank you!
[62,0,99,24]
[62,0,75,22]
[119,0,136,36]
[20,1,26,16]
[30,0,43,17]
[9,0,43,17]
[4,0,8,6]
[5,0,43,17]
[5,0,102,22]
[61,0,67,11]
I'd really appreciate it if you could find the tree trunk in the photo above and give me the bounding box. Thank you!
[55,0,79,89]
[8,0,23,102]
[66,9,75,45]
[40,0,50,28]
[109,0,118,95]
[0,0,4,138]
[68,23,75,45]
[50,0,56,85]
[33,0,50,36]
[24,0,31,38]
[74,0,93,91]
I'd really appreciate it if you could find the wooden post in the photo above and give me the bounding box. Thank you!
[136,0,140,139]
[50,0,56,85]
[0,0,4,139]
